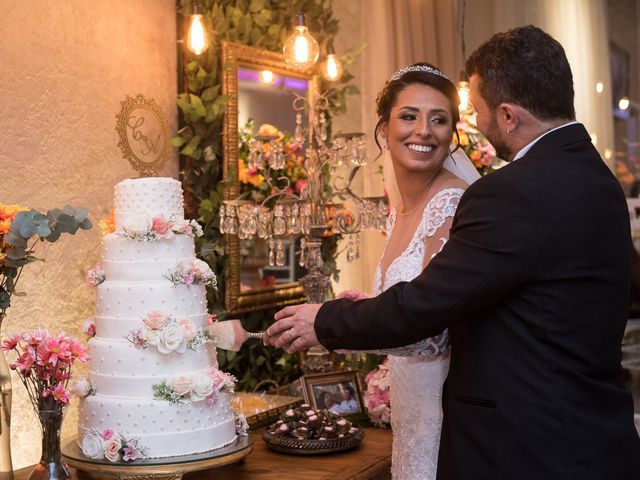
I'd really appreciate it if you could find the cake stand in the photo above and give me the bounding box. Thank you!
[62,436,253,480]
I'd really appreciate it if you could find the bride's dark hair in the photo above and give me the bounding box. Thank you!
[374,62,461,156]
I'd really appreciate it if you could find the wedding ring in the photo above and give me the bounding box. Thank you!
[287,329,294,341]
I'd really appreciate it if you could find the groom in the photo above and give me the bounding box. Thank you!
[265,25,640,478]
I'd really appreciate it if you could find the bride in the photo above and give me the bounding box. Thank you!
[366,63,479,479]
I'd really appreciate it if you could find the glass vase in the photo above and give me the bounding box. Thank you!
[0,350,13,480]
[28,408,74,480]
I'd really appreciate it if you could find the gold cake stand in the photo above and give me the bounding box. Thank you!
[62,436,253,480]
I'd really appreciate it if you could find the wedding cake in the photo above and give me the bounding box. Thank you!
[76,177,237,460]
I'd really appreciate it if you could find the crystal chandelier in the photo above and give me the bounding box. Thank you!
[220,90,387,304]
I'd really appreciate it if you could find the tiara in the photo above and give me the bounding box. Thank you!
[390,65,450,82]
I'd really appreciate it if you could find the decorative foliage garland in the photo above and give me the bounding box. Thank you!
[175,0,360,390]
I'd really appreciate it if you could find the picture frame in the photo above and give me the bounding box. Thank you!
[300,370,364,417]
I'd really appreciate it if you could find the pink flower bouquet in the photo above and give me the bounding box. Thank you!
[1,329,89,410]
[364,359,391,427]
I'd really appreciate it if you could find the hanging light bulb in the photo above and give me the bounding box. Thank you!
[619,97,631,111]
[259,70,275,85]
[186,4,208,55]
[595,81,604,94]
[283,13,319,68]
[322,45,343,81]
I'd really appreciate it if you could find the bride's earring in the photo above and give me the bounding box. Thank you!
[383,138,388,150]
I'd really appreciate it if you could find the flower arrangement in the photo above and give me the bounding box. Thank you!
[238,121,308,203]
[152,368,236,405]
[125,311,209,354]
[1,329,90,408]
[164,258,217,288]
[363,358,391,428]
[81,318,96,338]
[80,429,146,462]
[86,262,105,287]
[456,113,499,176]
[0,204,92,329]
[118,215,203,243]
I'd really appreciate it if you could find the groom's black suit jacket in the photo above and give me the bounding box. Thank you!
[316,124,640,479]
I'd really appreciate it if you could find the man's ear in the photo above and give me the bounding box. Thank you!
[497,103,519,134]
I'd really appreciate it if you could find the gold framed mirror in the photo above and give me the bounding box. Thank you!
[222,41,319,314]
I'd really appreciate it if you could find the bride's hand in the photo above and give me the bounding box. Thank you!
[264,304,322,353]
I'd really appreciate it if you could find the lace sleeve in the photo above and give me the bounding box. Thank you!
[361,330,449,356]
[365,190,463,357]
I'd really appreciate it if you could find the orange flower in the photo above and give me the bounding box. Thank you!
[99,210,115,235]
[0,204,28,234]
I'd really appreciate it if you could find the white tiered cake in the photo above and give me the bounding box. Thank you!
[77,177,237,460]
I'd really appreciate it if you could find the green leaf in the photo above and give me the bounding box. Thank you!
[190,94,207,117]
[171,136,185,147]
[0,289,10,310]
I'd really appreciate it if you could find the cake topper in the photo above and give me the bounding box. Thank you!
[115,94,170,177]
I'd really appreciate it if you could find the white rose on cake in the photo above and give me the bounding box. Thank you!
[81,432,106,460]
[122,216,152,234]
[157,322,186,354]
[190,372,215,402]
[69,377,93,398]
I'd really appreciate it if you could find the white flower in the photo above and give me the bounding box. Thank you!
[190,372,214,402]
[156,322,186,355]
[171,219,191,234]
[122,216,152,234]
[104,435,122,462]
[145,329,160,348]
[69,377,92,398]
[81,432,106,460]
[189,220,203,237]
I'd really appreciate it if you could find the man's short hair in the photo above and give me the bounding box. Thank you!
[465,25,575,121]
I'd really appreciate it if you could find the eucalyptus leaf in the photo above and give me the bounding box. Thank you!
[0,289,10,310]
[171,136,185,147]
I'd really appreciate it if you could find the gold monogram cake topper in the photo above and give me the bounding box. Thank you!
[115,94,170,177]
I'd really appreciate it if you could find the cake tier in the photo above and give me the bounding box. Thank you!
[88,338,218,396]
[102,234,195,282]
[78,393,236,458]
[114,178,184,231]
[96,282,207,319]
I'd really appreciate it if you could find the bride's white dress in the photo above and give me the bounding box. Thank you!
[373,188,465,480]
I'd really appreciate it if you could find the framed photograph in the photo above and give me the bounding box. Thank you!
[300,370,364,416]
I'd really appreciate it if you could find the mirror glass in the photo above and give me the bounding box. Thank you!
[222,41,317,313]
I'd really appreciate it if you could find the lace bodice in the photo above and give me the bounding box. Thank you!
[371,188,464,356]
[374,187,464,480]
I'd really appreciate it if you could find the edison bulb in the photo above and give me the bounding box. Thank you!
[595,82,604,94]
[457,81,471,113]
[619,97,630,111]
[322,54,343,81]
[187,13,208,55]
[283,14,319,68]
[259,70,275,85]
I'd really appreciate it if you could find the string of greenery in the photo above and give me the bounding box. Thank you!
[174,0,361,390]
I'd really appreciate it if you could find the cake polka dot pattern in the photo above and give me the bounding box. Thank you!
[78,177,236,459]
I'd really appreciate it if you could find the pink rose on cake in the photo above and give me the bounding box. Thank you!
[171,375,193,397]
[151,216,174,239]
[165,259,217,288]
[143,311,168,330]
[157,322,187,354]
[179,319,198,342]
[207,368,236,392]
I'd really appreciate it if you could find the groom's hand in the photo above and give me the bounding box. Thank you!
[264,304,322,353]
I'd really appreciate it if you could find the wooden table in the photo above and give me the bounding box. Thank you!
[14,428,391,480]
